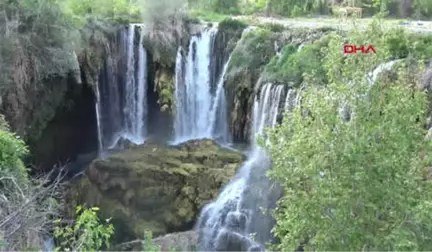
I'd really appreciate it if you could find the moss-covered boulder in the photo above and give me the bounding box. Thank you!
[67,139,244,243]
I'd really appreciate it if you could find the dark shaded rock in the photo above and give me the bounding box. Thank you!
[66,139,244,244]
[113,137,138,149]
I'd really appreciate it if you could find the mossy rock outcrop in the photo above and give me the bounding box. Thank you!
[67,139,244,243]
[225,26,331,143]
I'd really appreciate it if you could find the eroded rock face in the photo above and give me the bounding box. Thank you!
[66,139,244,243]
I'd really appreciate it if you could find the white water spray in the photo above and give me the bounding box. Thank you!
[197,83,286,251]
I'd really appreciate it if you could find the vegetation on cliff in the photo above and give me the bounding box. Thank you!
[265,18,432,251]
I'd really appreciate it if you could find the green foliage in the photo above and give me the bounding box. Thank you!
[263,43,327,87]
[268,0,329,17]
[242,0,268,14]
[61,0,141,24]
[218,18,248,32]
[211,0,241,14]
[228,28,274,74]
[0,129,29,184]
[384,28,432,60]
[53,206,114,251]
[413,0,432,18]
[142,231,161,252]
[0,0,81,91]
[188,9,230,22]
[193,0,241,14]
[266,17,432,251]
[260,23,285,33]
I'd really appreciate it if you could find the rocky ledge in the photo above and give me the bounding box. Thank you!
[66,139,245,243]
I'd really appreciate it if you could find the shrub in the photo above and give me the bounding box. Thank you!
[53,206,114,251]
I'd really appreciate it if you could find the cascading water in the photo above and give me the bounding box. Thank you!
[122,24,148,144]
[367,59,401,85]
[174,27,217,142]
[95,24,149,152]
[208,55,232,143]
[174,26,231,144]
[197,83,286,251]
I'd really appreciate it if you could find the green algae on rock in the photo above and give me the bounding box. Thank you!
[67,139,244,244]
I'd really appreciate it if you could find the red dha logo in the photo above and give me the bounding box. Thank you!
[344,44,376,54]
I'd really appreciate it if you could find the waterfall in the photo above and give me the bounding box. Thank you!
[174,26,231,143]
[95,81,103,154]
[197,83,286,251]
[123,24,148,144]
[208,55,232,144]
[367,59,401,85]
[284,88,297,112]
[95,24,149,152]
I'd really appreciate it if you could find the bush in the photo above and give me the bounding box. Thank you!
[228,28,274,73]
[218,18,248,31]
[261,23,285,33]
[0,129,29,184]
[53,206,114,251]
[263,43,327,87]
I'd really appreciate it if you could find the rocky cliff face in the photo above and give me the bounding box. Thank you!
[66,139,244,244]
[224,26,332,143]
[0,14,332,170]
[0,18,200,171]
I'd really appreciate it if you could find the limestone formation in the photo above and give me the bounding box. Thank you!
[66,139,244,243]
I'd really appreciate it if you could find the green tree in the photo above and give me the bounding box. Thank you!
[265,19,432,250]
[0,124,29,184]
